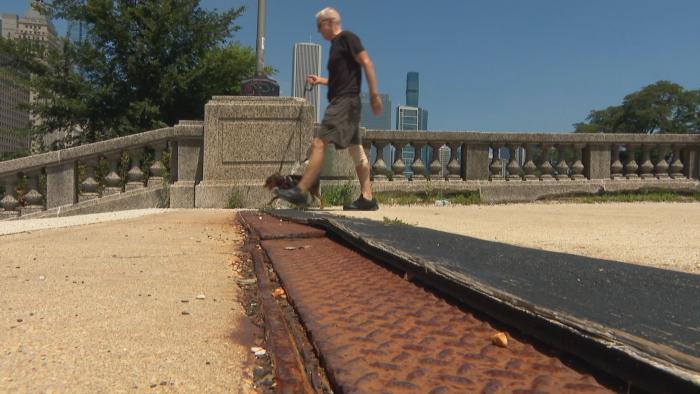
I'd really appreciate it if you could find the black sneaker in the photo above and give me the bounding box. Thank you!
[275,187,309,207]
[343,195,379,211]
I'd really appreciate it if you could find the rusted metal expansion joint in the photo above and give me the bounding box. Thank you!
[239,214,329,394]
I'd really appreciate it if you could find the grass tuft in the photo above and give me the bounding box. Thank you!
[321,182,354,206]
[382,216,410,226]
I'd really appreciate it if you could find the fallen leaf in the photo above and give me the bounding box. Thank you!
[491,332,508,347]
[284,246,299,250]
[272,288,286,298]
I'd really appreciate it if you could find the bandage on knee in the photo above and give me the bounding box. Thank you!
[348,145,368,167]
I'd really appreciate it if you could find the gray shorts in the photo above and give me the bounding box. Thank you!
[315,96,361,150]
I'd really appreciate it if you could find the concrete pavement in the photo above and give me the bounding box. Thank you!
[0,210,256,393]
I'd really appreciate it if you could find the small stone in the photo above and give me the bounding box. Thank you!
[196,294,206,300]
[253,366,267,380]
[150,384,157,388]
[284,246,298,250]
[160,381,167,386]
[181,311,190,316]
[181,300,189,303]
[16,319,23,323]
[39,276,46,280]
[251,347,266,356]
[257,374,274,387]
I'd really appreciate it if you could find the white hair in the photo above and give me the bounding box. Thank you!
[315,7,341,24]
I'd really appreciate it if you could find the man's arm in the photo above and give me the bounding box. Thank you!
[355,51,383,116]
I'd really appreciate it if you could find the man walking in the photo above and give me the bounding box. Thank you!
[276,7,383,210]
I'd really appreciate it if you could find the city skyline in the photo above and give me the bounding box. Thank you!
[3,1,699,133]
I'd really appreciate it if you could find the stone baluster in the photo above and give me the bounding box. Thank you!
[428,142,443,181]
[624,144,639,179]
[80,158,100,201]
[372,141,389,181]
[654,145,669,179]
[506,144,523,181]
[669,145,685,179]
[1,177,20,219]
[570,144,585,180]
[522,144,538,181]
[103,152,123,195]
[392,144,407,181]
[126,148,145,191]
[148,143,167,187]
[639,145,655,180]
[490,145,504,181]
[538,144,555,181]
[411,142,427,181]
[446,143,462,181]
[555,145,570,180]
[610,145,624,179]
[20,172,45,215]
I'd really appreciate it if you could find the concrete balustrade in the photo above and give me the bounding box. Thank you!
[363,130,699,202]
[364,131,700,182]
[0,97,699,218]
[0,122,203,219]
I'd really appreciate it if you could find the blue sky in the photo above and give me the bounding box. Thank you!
[3,0,700,132]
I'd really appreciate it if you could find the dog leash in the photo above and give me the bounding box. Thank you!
[277,82,315,173]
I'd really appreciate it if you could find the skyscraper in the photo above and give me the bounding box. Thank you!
[291,42,322,122]
[0,1,59,156]
[406,71,419,107]
[396,71,436,177]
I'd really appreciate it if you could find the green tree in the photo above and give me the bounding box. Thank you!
[574,81,700,134]
[1,0,264,148]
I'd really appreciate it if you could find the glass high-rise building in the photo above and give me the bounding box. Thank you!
[406,71,419,107]
[291,42,322,122]
[396,71,436,177]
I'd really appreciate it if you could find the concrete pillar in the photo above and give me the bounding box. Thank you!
[463,144,489,180]
[584,144,611,180]
[170,137,203,208]
[195,96,313,208]
[46,162,77,208]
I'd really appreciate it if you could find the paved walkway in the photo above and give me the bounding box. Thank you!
[2,203,698,392]
[332,202,700,274]
[0,210,255,393]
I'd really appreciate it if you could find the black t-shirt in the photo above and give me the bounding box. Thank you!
[327,30,364,101]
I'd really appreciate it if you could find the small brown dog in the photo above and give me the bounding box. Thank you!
[264,173,323,209]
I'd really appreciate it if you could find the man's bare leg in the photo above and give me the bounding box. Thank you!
[355,161,373,199]
[298,137,327,192]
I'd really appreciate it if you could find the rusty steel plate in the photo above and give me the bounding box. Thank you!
[240,211,325,240]
[261,236,615,393]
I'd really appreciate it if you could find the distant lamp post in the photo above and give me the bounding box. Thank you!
[241,0,279,96]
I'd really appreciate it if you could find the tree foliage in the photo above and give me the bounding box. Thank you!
[574,81,700,134]
[1,0,264,148]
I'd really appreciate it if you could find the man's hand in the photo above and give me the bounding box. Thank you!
[306,75,327,85]
[370,93,383,116]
